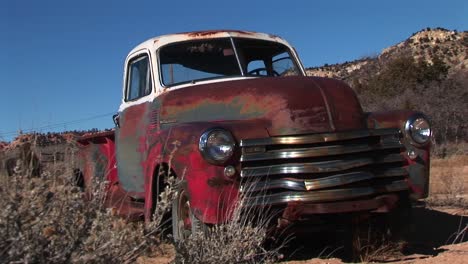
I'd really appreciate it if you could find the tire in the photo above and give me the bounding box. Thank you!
[172,187,209,241]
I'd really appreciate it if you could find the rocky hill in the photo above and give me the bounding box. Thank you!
[304,27,468,148]
[305,28,468,82]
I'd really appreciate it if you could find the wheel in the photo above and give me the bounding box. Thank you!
[172,187,209,241]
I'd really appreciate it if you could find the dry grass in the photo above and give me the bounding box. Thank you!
[426,154,467,250]
[427,155,468,206]
[431,142,468,158]
[0,138,282,264]
[174,180,285,264]
[356,238,406,263]
[0,157,174,263]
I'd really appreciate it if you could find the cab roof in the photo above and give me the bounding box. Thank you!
[128,30,291,57]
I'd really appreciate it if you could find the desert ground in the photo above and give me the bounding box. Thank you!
[137,204,467,263]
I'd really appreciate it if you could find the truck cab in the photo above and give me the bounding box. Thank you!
[78,30,431,240]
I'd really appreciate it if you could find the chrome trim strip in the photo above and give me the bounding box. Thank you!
[241,153,404,177]
[242,178,307,192]
[240,168,408,193]
[244,180,408,206]
[240,128,400,147]
[241,142,402,162]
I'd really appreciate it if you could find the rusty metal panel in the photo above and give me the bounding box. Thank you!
[159,76,365,136]
[77,133,117,187]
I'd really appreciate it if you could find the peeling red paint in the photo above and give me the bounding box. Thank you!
[159,77,364,137]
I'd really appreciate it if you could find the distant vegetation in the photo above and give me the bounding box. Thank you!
[355,55,467,151]
[307,28,468,156]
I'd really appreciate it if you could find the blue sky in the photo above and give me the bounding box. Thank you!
[1,0,467,141]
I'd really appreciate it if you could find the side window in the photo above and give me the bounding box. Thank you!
[126,55,152,101]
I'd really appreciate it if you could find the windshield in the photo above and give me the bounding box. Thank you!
[159,38,302,86]
[234,38,301,77]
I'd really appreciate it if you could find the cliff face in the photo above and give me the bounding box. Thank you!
[305,28,468,82]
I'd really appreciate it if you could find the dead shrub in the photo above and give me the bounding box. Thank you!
[348,214,410,263]
[1,137,284,264]
[355,235,406,264]
[174,181,285,264]
[0,164,174,263]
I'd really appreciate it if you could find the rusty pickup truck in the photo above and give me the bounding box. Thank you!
[77,30,431,240]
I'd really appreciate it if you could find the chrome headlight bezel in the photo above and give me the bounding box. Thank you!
[404,114,432,146]
[199,128,236,165]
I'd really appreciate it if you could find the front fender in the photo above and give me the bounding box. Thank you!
[367,110,431,199]
[145,119,269,224]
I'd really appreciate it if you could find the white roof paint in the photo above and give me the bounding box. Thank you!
[127,30,292,59]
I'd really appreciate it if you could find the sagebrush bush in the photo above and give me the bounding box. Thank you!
[175,224,276,264]
[1,138,284,264]
[0,165,174,263]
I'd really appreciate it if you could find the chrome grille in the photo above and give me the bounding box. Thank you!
[239,128,408,206]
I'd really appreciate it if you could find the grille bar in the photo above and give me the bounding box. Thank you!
[240,168,408,193]
[244,180,408,206]
[241,153,404,177]
[241,141,402,162]
[240,128,400,147]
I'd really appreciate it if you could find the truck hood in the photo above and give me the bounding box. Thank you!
[159,76,364,136]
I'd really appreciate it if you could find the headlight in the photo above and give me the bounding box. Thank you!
[405,115,431,145]
[199,128,235,164]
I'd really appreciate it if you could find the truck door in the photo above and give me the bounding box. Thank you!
[115,51,153,195]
